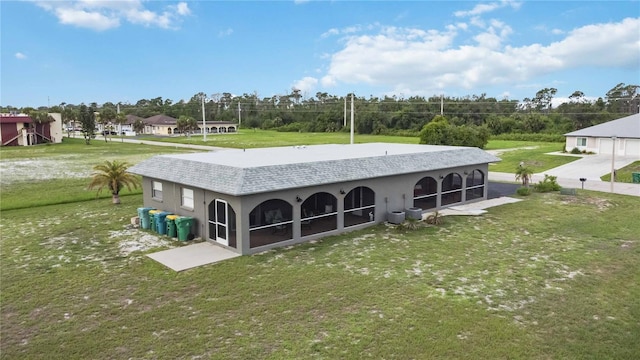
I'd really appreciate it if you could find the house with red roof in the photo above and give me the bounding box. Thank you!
[0,113,63,146]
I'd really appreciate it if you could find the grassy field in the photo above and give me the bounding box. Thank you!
[1,192,638,359]
[0,138,199,210]
[1,135,638,359]
[138,130,420,148]
[488,143,581,173]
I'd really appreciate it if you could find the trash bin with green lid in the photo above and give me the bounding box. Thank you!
[633,172,640,183]
[154,211,172,235]
[165,215,178,237]
[148,210,159,232]
[175,216,195,241]
[137,207,155,230]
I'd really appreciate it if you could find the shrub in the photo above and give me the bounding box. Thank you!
[425,211,444,225]
[570,147,582,154]
[533,174,561,192]
[397,219,422,231]
[516,187,532,196]
[492,133,565,142]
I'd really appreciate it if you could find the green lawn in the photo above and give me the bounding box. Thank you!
[1,192,638,359]
[601,160,640,183]
[489,143,581,173]
[1,136,638,359]
[0,138,200,211]
[138,129,420,148]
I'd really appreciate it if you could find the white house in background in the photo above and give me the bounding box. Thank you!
[564,113,640,157]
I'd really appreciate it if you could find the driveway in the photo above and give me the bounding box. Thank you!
[538,153,638,182]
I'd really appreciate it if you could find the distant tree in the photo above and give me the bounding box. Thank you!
[99,108,117,142]
[176,115,196,135]
[88,160,140,204]
[606,83,640,114]
[27,110,54,124]
[419,116,490,149]
[133,118,145,134]
[78,105,96,145]
[532,88,557,112]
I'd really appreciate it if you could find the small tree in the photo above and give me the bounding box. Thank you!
[78,105,96,145]
[515,164,534,187]
[88,160,140,204]
[99,108,116,142]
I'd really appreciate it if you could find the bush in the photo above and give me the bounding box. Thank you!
[492,133,565,142]
[397,219,422,231]
[570,147,582,154]
[533,174,562,192]
[516,187,532,196]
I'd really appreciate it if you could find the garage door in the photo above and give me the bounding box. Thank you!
[599,138,613,154]
[625,139,640,157]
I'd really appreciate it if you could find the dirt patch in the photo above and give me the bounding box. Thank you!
[560,195,612,211]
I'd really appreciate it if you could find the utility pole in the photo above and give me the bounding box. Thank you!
[238,102,242,127]
[440,94,444,116]
[610,136,616,192]
[350,93,354,145]
[344,96,347,127]
[201,96,207,142]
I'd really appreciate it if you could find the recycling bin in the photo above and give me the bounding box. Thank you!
[165,215,178,238]
[148,210,159,232]
[632,172,640,183]
[175,216,195,241]
[154,211,172,235]
[137,207,155,230]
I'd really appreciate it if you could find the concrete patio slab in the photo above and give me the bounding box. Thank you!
[422,196,522,218]
[147,242,240,271]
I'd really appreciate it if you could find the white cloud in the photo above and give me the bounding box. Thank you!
[317,17,639,97]
[35,1,190,31]
[292,77,319,95]
[455,0,522,18]
[218,28,234,38]
[15,52,27,60]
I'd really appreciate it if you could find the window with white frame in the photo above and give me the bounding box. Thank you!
[577,137,587,147]
[152,181,163,200]
[181,188,194,209]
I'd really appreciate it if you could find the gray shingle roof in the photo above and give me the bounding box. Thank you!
[564,113,640,139]
[128,143,500,196]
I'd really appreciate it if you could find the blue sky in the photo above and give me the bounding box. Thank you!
[1,0,639,108]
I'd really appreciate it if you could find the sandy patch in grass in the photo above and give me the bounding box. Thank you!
[109,229,174,256]
[0,157,93,185]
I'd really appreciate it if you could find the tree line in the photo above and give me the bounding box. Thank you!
[3,83,638,142]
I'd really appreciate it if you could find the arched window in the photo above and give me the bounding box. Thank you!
[413,176,437,210]
[249,199,292,248]
[441,172,463,206]
[301,192,338,237]
[344,186,375,227]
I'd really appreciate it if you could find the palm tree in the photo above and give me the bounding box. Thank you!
[515,164,534,187]
[88,160,140,204]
